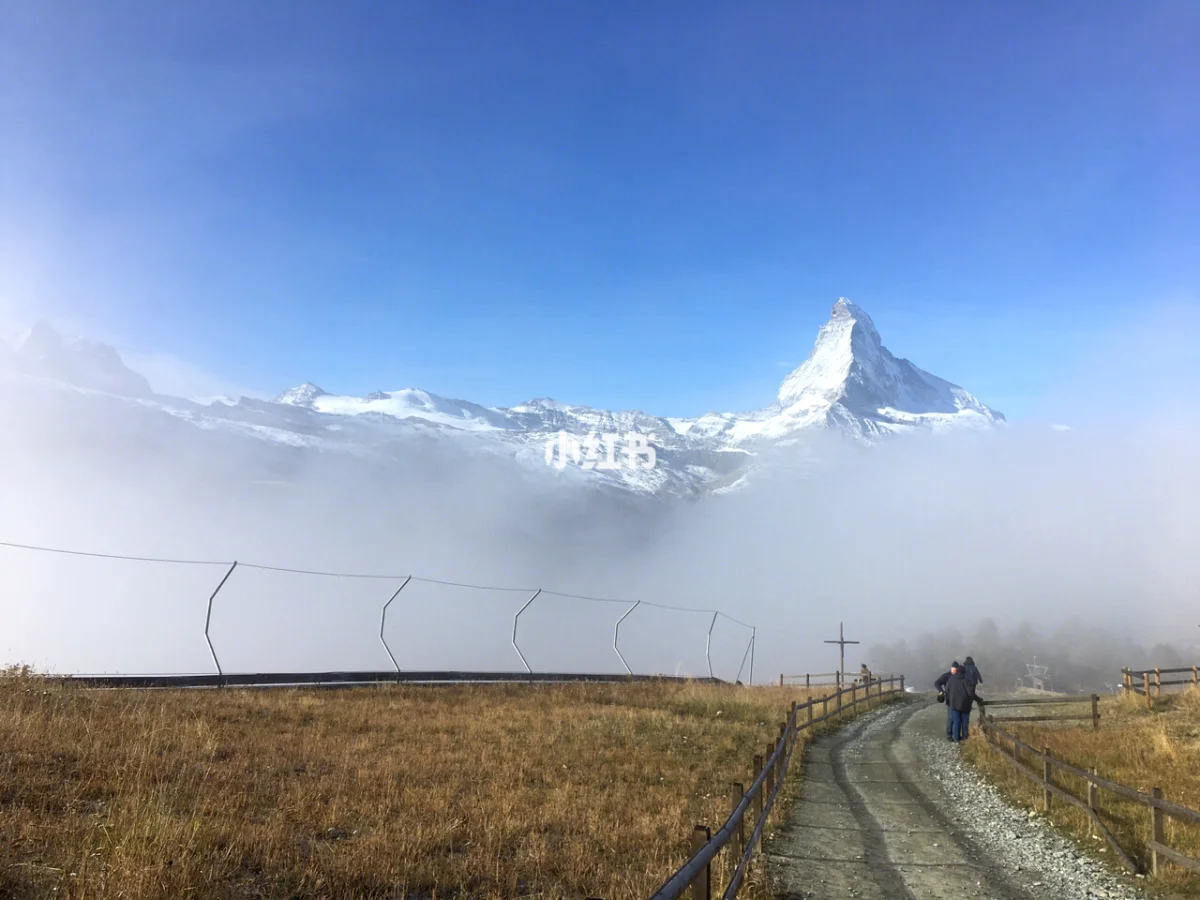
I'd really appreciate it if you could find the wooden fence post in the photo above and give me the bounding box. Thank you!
[1091,694,1100,731]
[752,754,763,829]
[779,674,783,688]
[730,782,745,862]
[1144,672,1152,708]
[1042,747,1053,812]
[806,673,811,690]
[764,742,776,806]
[690,825,711,900]
[1151,787,1164,877]
[836,685,843,717]
[1088,767,1099,836]
[1155,668,1162,698]
[1193,666,1198,689]
[807,697,814,728]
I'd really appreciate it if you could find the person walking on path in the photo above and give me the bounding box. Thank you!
[934,662,959,739]
[963,656,983,691]
[944,666,979,742]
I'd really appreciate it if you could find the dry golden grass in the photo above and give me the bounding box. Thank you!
[0,668,891,900]
[964,688,1200,895]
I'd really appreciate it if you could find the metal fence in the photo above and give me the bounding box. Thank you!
[1,539,757,682]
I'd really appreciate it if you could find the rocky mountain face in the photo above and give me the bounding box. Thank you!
[0,300,1003,496]
[3,322,153,398]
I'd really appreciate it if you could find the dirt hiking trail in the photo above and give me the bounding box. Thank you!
[765,699,1143,900]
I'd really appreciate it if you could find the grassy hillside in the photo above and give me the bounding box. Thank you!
[964,688,1200,895]
[0,669,891,900]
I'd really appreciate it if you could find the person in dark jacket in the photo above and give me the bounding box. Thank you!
[944,667,978,742]
[934,662,960,739]
[962,656,983,691]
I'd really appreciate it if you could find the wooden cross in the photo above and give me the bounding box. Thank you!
[824,621,859,686]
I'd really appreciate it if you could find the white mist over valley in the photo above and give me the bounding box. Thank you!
[2,299,1196,684]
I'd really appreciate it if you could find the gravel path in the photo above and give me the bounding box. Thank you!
[764,698,1144,900]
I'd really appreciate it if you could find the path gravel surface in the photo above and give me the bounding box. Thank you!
[765,698,1144,900]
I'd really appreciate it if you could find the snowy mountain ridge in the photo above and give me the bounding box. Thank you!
[0,299,1004,496]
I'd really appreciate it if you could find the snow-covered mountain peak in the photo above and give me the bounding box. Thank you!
[10,321,152,398]
[275,382,328,407]
[778,297,882,408]
[772,298,1002,434]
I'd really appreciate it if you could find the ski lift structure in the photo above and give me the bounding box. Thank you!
[1015,661,1054,693]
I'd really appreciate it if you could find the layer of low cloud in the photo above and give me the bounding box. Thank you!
[120,349,268,401]
[1,301,1197,683]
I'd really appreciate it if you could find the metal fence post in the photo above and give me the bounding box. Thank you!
[511,589,541,674]
[705,612,718,680]
[379,575,413,675]
[613,601,640,676]
[748,627,755,686]
[203,561,238,679]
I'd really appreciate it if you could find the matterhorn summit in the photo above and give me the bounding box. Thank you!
[768,298,1003,439]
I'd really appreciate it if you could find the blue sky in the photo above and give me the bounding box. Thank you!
[1,1,1197,419]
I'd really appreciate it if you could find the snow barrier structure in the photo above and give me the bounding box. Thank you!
[0,539,757,685]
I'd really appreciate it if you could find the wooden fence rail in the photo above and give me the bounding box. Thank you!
[979,712,1200,877]
[779,672,895,689]
[1121,666,1199,705]
[643,675,906,900]
[982,694,1101,730]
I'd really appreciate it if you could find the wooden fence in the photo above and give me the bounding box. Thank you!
[1122,666,1199,707]
[640,675,906,900]
[779,671,893,689]
[981,694,1101,729]
[978,712,1200,877]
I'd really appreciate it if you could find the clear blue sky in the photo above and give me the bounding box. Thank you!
[1,1,1197,418]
